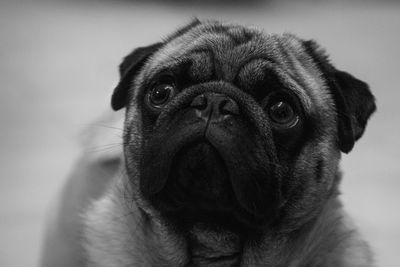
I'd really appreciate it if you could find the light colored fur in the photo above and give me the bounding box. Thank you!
[41,21,374,266]
[41,110,373,266]
[83,156,373,266]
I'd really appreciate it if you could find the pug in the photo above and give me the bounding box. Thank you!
[41,19,376,267]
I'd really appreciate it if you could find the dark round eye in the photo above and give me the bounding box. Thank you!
[147,84,175,108]
[268,101,299,127]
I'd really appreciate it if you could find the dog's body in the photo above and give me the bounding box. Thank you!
[41,20,376,267]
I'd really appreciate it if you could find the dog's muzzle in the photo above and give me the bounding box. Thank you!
[168,93,240,213]
[139,84,282,229]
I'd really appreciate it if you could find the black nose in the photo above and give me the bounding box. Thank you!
[190,93,239,121]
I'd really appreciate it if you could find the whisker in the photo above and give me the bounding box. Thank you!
[82,123,124,131]
[88,143,122,149]
[86,144,122,153]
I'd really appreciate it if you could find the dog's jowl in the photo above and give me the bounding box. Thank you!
[41,20,376,267]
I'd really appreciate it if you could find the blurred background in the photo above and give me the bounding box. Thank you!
[0,0,399,266]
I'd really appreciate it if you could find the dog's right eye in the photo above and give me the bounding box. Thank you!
[146,83,176,109]
[268,101,298,127]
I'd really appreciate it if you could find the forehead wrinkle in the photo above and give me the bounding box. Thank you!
[135,23,332,117]
[133,31,232,98]
[231,35,314,112]
[264,62,313,112]
[276,34,333,113]
[144,29,260,84]
[144,32,230,78]
[201,33,273,81]
[144,23,269,81]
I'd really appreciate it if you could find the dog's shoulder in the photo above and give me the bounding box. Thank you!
[40,110,125,267]
[80,110,125,165]
[293,199,375,267]
[61,110,125,217]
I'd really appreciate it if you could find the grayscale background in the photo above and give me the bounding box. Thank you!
[0,0,399,266]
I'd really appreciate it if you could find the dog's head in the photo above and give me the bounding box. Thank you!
[111,20,375,232]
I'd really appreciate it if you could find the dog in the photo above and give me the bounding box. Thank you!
[41,19,376,266]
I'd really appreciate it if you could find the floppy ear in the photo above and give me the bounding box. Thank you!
[111,42,163,110]
[303,40,376,153]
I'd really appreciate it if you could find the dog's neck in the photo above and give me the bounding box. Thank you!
[83,177,372,267]
[184,198,371,267]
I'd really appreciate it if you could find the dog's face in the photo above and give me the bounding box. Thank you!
[111,20,375,232]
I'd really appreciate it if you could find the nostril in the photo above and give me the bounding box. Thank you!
[191,94,208,110]
[220,98,239,115]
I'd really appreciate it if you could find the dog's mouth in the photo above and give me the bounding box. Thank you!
[163,140,235,212]
[141,131,281,230]
[138,89,282,230]
[148,139,248,230]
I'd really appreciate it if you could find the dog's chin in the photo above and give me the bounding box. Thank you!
[170,142,245,230]
[160,141,235,211]
[144,140,270,231]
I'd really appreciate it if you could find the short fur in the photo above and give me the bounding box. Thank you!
[41,20,376,267]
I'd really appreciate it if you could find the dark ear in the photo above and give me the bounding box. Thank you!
[303,40,376,153]
[111,42,163,110]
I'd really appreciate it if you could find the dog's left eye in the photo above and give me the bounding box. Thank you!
[268,101,299,128]
[147,83,176,108]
